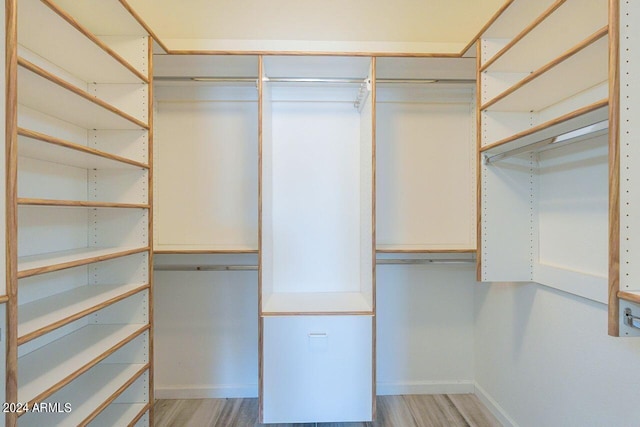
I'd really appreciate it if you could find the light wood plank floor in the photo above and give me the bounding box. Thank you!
[154,395,502,427]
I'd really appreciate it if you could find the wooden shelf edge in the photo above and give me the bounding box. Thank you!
[18,247,150,279]
[20,325,150,417]
[459,0,516,57]
[18,127,149,169]
[153,249,259,254]
[376,248,476,254]
[17,284,150,346]
[618,291,640,305]
[260,311,374,317]
[40,0,148,83]
[18,198,148,209]
[481,26,609,111]
[18,198,149,209]
[18,57,149,130]
[118,0,169,54]
[128,402,151,427]
[0,295,8,304]
[480,99,609,153]
[79,363,150,427]
[480,0,566,72]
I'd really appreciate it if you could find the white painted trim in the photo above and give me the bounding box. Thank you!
[155,385,259,399]
[376,380,474,396]
[473,382,518,427]
[156,380,477,399]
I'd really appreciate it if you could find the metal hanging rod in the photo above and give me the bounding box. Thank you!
[484,120,609,165]
[153,258,476,271]
[154,76,475,85]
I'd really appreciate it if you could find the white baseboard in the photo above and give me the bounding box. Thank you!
[473,382,518,427]
[376,380,475,396]
[155,384,258,399]
[156,381,475,400]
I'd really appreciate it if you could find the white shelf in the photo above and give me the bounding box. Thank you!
[18,324,147,404]
[19,363,148,427]
[534,263,607,304]
[18,283,148,342]
[18,0,146,84]
[18,128,148,170]
[52,0,149,37]
[18,60,147,130]
[262,292,373,314]
[89,403,148,427]
[484,0,607,73]
[154,244,258,254]
[482,0,557,40]
[18,246,148,279]
[482,102,609,155]
[483,32,608,112]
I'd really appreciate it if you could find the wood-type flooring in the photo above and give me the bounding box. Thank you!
[154,394,502,427]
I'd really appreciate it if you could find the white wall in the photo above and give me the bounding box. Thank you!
[475,283,640,427]
[154,257,478,398]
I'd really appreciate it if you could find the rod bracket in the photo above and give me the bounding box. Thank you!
[624,308,640,330]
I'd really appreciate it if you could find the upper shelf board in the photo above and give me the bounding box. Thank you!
[48,0,149,36]
[19,0,147,84]
[482,0,608,73]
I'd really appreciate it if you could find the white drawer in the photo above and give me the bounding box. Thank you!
[261,315,373,424]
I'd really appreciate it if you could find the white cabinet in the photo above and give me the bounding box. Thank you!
[262,315,373,423]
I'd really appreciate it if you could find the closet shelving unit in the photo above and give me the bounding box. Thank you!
[375,57,477,254]
[153,55,259,255]
[7,0,154,425]
[259,55,375,423]
[478,0,640,337]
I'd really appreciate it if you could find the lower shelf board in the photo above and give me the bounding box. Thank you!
[19,363,149,426]
[18,246,149,278]
[262,291,373,315]
[19,323,148,405]
[89,402,149,427]
[18,283,149,344]
[533,263,607,304]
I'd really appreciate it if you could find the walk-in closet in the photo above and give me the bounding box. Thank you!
[1,0,639,426]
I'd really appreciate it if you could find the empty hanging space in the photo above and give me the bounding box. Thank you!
[260,56,374,315]
[375,57,476,253]
[153,55,259,254]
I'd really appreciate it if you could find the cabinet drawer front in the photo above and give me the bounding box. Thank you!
[262,315,373,423]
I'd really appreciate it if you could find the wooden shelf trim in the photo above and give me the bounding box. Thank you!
[39,0,148,83]
[153,248,259,254]
[79,363,150,427]
[618,291,640,305]
[376,248,477,254]
[129,402,151,427]
[119,0,169,53]
[18,57,149,130]
[18,127,149,169]
[480,99,609,153]
[0,295,8,304]
[480,0,566,72]
[18,246,150,279]
[261,311,375,317]
[18,284,150,345]
[21,325,150,413]
[481,26,608,111]
[18,198,149,209]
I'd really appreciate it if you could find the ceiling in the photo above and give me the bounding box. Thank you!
[127,0,506,53]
